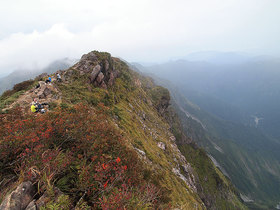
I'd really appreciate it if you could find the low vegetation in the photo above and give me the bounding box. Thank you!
[0,104,167,208]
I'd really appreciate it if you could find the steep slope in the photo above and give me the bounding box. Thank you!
[0,51,245,209]
[145,74,280,209]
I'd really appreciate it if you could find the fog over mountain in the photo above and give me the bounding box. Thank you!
[1,0,280,209]
[141,54,280,139]
[0,58,76,94]
[1,0,280,75]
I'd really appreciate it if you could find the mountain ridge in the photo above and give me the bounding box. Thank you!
[0,50,246,209]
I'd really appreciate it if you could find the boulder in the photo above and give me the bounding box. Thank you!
[157,142,166,150]
[81,51,98,63]
[43,87,52,97]
[35,193,47,209]
[35,81,54,99]
[74,52,98,73]
[35,187,63,209]
[73,51,119,88]
[104,60,110,71]
[38,81,46,88]
[96,72,104,84]
[25,200,36,210]
[108,72,118,87]
[89,65,101,82]
[0,181,35,210]
[100,81,107,89]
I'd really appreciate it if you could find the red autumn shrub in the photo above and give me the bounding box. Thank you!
[0,104,165,208]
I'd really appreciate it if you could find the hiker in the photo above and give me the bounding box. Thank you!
[45,75,51,84]
[57,73,62,82]
[31,102,37,113]
[36,103,42,110]
[34,99,40,108]
[31,99,46,114]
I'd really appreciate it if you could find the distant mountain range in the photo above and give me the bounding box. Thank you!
[184,51,279,65]
[185,51,251,64]
[138,56,280,139]
[134,54,280,209]
[0,58,77,94]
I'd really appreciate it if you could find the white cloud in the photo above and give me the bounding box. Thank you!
[0,0,279,74]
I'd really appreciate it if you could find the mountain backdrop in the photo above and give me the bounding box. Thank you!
[135,55,280,209]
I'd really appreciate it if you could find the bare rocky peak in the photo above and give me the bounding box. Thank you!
[73,51,119,88]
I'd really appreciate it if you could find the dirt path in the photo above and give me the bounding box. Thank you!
[4,80,61,113]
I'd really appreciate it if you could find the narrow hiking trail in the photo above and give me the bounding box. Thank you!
[3,78,61,113]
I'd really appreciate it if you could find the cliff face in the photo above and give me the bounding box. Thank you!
[0,51,246,209]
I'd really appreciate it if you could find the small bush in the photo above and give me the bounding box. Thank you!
[60,103,68,109]
[13,80,34,92]
[48,102,58,111]
[102,93,114,106]
[87,97,99,106]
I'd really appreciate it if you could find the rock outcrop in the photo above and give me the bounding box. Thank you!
[0,182,66,210]
[73,51,119,88]
[0,181,35,210]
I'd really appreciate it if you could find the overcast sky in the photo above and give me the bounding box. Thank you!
[0,0,280,74]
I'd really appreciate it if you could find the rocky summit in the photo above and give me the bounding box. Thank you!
[0,51,246,209]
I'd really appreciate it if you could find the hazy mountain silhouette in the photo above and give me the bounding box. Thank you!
[136,54,280,209]
[0,58,76,94]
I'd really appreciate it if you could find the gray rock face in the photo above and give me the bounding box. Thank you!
[81,51,98,62]
[75,52,98,73]
[38,87,51,99]
[108,72,116,87]
[100,81,107,89]
[73,51,119,88]
[96,72,104,84]
[0,181,35,210]
[43,87,51,97]
[0,181,67,210]
[90,65,101,83]
[104,60,110,71]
